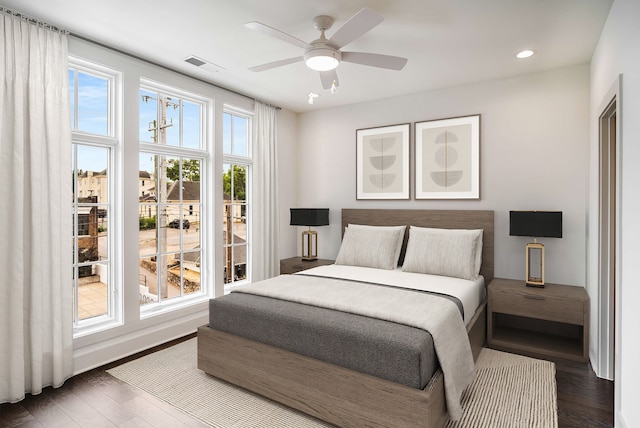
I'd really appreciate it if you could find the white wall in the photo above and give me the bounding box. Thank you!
[293,65,590,287]
[589,0,640,426]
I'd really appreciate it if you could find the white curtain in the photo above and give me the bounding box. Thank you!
[252,102,279,281]
[0,12,73,403]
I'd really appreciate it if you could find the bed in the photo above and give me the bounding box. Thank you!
[198,209,494,427]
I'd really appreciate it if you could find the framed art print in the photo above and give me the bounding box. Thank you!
[356,123,410,200]
[415,114,480,199]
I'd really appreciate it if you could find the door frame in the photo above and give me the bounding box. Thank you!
[596,76,621,382]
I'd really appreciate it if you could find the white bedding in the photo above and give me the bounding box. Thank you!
[296,264,485,326]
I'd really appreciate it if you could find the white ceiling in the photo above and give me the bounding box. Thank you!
[1,0,612,113]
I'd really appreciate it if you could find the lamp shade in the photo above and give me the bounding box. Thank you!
[290,208,329,227]
[509,211,562,238]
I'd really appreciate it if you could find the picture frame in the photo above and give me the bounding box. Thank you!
[414,114,480,199]
[356,123,410,200]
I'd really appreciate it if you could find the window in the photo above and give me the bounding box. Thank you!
[70,59,119,331]
[68,41,256,372]
[138,81,206,309]
[223,110,251,288]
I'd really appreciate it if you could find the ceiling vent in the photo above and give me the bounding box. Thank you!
[184,56,225,73]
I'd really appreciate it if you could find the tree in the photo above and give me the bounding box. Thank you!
[223,165,246,200]
[166,159,200,182]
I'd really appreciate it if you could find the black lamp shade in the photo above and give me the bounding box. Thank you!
[510,211,562,238]
[290,208,329,227]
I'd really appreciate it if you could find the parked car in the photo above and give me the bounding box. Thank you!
[168,219,190,230]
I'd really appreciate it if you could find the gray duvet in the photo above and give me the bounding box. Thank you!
[207,285,463,390]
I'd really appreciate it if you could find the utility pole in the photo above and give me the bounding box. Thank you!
[226,202,232,282]
[144,94,178,299]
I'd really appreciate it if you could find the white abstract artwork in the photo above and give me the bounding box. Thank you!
[415,115,480,199]
[356,124,410,200]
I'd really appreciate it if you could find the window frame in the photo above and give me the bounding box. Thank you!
[138,78,211,317]
[69,56,122,337]
[68,37,266,375]
[69,59,116,139]
[223,106,253,292]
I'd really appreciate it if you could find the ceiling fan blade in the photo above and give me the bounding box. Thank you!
[327,8,384,49]
[319,70,339,90]
[341,51,408,70]
[245,22,308,49]
[248,56,303,72]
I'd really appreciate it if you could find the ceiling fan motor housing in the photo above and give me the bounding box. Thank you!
[303,15,341,71]
[313,15,334,31]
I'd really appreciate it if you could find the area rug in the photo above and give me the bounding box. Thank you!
[446,348,557,428]
[107,339,557,428]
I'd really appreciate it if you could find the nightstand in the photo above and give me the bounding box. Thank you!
[487,278,589,362]
[279,257,335,274]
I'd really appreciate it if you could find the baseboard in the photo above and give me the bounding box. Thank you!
[72,310,208,375]
[589,348,615,381]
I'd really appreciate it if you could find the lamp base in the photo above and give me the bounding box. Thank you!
[301,230,318,261]
[525,242,545,287]
[526,281,545,288]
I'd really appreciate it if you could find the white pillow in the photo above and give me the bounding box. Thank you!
[401,226,483,280]
[335,224,406,270]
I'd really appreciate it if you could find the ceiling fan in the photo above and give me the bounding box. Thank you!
[245,8,408,91]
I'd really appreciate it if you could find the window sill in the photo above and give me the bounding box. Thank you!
[140,292,210,319]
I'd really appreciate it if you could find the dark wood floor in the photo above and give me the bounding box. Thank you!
[555,358,614,427]
[1,335,614,428]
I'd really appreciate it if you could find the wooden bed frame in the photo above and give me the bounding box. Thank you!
[198,209,494,428]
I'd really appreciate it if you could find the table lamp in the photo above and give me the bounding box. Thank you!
[290,208,329,261]
[509,211,563,287]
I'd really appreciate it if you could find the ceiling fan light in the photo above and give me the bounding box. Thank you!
[305,55,339,71]
[304,47,340,71]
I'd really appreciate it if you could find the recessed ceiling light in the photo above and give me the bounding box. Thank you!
[516,50,536,59]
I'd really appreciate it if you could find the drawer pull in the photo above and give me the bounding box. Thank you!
[524,294,545,301]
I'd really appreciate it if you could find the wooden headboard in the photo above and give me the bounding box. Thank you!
[342,209,494,285]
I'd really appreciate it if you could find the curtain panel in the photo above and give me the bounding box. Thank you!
[0,11,73,403]
[251,102,279,281]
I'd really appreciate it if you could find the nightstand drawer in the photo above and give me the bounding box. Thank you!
[491,290,584,325]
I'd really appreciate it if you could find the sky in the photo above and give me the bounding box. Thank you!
[70,67,250,184]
